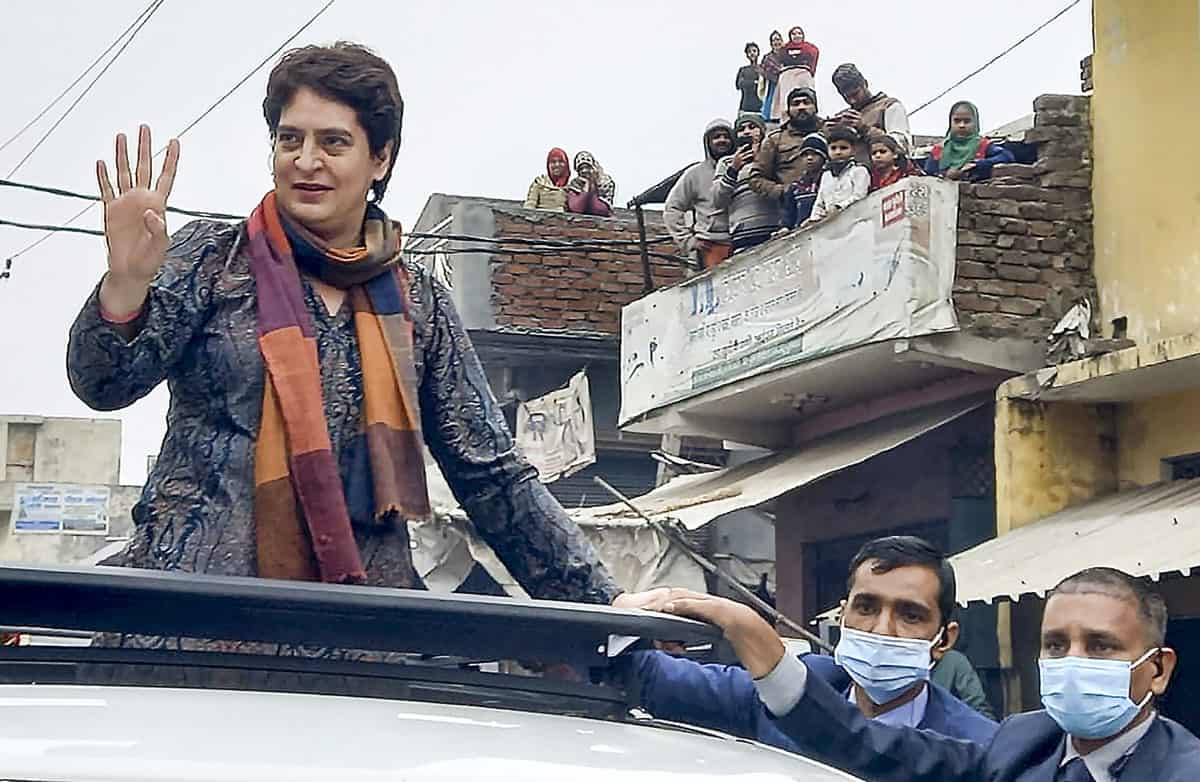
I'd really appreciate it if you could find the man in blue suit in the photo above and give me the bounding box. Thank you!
[658,566,1200,781]
[624,536,997,751]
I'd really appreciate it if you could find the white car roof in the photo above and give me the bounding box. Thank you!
[1,684,861,781]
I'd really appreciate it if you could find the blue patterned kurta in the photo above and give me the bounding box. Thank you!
[67,219,618,607]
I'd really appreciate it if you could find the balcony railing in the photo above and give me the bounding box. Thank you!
[619,178,961,428]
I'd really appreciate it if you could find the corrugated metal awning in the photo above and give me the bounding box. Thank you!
[951,479,1200,605]
[573,396,987,530]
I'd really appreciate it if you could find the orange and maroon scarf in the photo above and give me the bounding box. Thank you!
[247,191,431,584]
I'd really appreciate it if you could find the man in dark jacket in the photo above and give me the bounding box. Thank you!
[624,536,997,753]
[735,42,763,115]
[748,87,823,205]
[662,567,1200,781]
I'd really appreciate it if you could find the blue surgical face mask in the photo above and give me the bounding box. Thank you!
[1039,648,1159,740]
[834,624,943,706]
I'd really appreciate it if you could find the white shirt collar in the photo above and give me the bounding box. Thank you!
[1060,712,1157,782]
[847,682,929,729]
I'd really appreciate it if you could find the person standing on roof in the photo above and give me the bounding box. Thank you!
[735,42,764,117]
[663,118,736,269]
[712,114,781,252]
[765,27,820,125]
[749,88,823,206]
[524,147,571,211]
[758,31,785,123]
[566,151,616,216]
[829,63,912,162]
[924,101,1014,182]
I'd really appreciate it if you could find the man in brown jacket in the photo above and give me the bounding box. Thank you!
[748,87,824,204]
[828,63,911,162]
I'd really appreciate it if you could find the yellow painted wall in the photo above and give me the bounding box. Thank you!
[1117,388,1200,488]
[1092,0,1200,344]
[994,398,1118,535]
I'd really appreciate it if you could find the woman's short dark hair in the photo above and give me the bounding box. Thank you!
[847,536,958,628]
[744,42,759,55]
[263,42,404,203]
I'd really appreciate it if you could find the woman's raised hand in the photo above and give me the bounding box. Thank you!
[96,125,180,314]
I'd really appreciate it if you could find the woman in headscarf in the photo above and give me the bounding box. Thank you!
[768,27,820,125]
[758,31,785,122]
[924,100,1014,182]
[524,147,571,210]
[566,151,616,216]
[67,43,623,651]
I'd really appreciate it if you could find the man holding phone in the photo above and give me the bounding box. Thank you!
[712,113,781,252]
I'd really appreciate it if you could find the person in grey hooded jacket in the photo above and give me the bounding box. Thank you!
[663,118,735,269]
[712,114,781,252]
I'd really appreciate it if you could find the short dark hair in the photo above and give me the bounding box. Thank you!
[827,125,859,146]
[1050,567,1168,647]
[745,42,759,55]
[263,42,404,203]
[847,536,958,627]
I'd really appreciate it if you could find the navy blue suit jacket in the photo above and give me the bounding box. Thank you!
[773,656,1200,781]
[629,650,997,756]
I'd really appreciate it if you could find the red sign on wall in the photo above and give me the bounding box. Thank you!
[881,190,907,227]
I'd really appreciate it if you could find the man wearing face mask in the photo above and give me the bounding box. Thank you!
[748,87,824,205]
[659,566,1200,781]
[617,536,996,754]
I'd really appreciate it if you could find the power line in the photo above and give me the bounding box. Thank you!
[0,178,243,221]
[4,0,336,266]
[6,0,167,178]
[170,0,336,142]
[0,216,692,268]
[909,0,1085,118]
[0,176,676,246]
[0,0,162,156]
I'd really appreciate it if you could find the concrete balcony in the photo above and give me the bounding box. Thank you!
[618,178,1051,450]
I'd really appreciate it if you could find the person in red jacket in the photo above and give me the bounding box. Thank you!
[869,133,921,192]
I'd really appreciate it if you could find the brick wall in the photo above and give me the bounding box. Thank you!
[491,208,685,334]
[953,94,1096,341]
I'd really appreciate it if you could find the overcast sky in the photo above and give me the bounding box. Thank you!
[0,0,1092,485]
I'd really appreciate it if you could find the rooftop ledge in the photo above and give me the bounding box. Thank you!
[618,178,1047,449]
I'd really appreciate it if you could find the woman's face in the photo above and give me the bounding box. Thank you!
[789,28,804,43]
[272,86,391,243]
[770,33,783,50]
[950,105,978,138]
[548,157,567,178]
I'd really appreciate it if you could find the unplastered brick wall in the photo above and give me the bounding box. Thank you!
[953,94,1097,341]
[491,208,685,334]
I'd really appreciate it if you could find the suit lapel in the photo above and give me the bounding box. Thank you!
[1015,746,1065,782]
[1113,718,1167,779]
[1007,715,1068,782]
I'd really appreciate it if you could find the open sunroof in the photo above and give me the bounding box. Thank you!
[0,564,719,667]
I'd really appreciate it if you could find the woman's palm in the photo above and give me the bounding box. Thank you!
[97,125,180,283]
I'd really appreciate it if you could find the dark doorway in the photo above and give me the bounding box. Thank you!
[1160,617,1200,734]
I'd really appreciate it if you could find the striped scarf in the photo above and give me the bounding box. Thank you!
[248,191,431,584]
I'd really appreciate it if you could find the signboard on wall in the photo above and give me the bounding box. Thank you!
[516,371,596,484]
[11,483,110,535]
[619,178,960,425]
